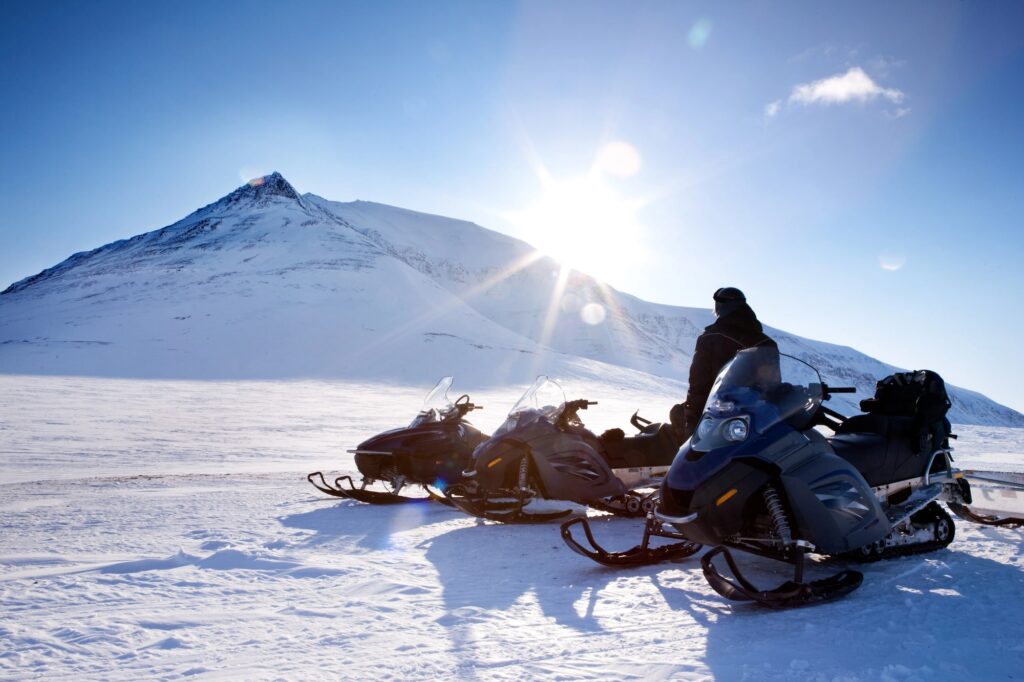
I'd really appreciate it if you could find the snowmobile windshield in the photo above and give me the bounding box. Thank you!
[691,347,823,451]
[491,376,567,438]
[409,376,458,426]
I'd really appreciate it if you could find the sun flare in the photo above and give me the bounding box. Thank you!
[506,175,644,281]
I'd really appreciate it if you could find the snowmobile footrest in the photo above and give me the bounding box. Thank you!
[701,546,863,608]
[560,517,701,567]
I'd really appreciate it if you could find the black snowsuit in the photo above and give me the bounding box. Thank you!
[672,304,777,439]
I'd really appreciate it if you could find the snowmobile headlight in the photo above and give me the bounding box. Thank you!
[696,417,715,441]
[723,418,748,442]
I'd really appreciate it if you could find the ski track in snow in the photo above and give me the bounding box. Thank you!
[1,376,1023,680]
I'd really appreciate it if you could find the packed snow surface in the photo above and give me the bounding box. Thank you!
[2,375,1023,680]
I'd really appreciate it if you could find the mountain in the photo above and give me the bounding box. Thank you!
[1,172,1021,427]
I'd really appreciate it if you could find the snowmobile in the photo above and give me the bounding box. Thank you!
[307,377,489,504]
[562,347,976,607]
[444,376,691,526]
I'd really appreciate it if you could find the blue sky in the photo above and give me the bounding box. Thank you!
[2,1,1023,411]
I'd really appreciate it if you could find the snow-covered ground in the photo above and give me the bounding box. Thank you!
[2,376,1023,680]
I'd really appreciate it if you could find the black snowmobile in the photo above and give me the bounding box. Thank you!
[562,347,975,607]
[444,376,690,525]
[307,377,489,504]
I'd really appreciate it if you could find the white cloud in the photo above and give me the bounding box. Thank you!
[789,67,904,106]
[764,100,782,118]
[887,107,912,119]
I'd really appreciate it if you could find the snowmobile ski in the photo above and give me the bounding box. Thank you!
[306,472,452,505]
[560,515,702,567]
[701,545,863,609]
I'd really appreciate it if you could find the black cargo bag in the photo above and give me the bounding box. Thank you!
[860,370,953,452]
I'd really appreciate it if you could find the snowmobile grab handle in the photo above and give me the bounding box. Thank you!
[630,410,652,430]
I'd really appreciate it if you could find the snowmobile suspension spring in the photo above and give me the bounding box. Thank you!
[763,485,792,546]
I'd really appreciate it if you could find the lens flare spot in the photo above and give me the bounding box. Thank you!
[594,140,642,178]
[560,293,583,313]
[581,303,607,325]
[239,166,271,185]
[688,19,712,49]
[879,254,906,271]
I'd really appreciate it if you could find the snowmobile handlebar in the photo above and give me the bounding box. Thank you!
[558,399,597,426]
[454,394,482,416]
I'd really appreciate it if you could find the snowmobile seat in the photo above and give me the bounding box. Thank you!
[829,432,888,485]
[830,414,936,488]
[835,413,915,439]
[603,424,679,469]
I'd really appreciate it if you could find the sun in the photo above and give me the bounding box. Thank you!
[505,142,647,283]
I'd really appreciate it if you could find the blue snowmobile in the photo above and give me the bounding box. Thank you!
[562,346,974,607]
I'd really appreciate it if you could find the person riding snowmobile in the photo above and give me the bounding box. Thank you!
[670,287,776,441]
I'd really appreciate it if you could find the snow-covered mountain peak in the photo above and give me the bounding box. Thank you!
[2,174,1023,427]
[198,171,303,214]
[0,173,331,297]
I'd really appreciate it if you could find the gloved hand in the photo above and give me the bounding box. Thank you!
[669,403,687,441]
[599,427,625,443]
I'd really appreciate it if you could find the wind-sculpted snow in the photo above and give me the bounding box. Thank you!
[1,172,1021,426]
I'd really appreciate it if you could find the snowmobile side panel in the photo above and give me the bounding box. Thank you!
[780,451,888,555]
[472,420,627,502]
[355,420,485,485]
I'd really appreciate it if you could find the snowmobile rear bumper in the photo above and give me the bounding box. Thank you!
[948,471,1024,528]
